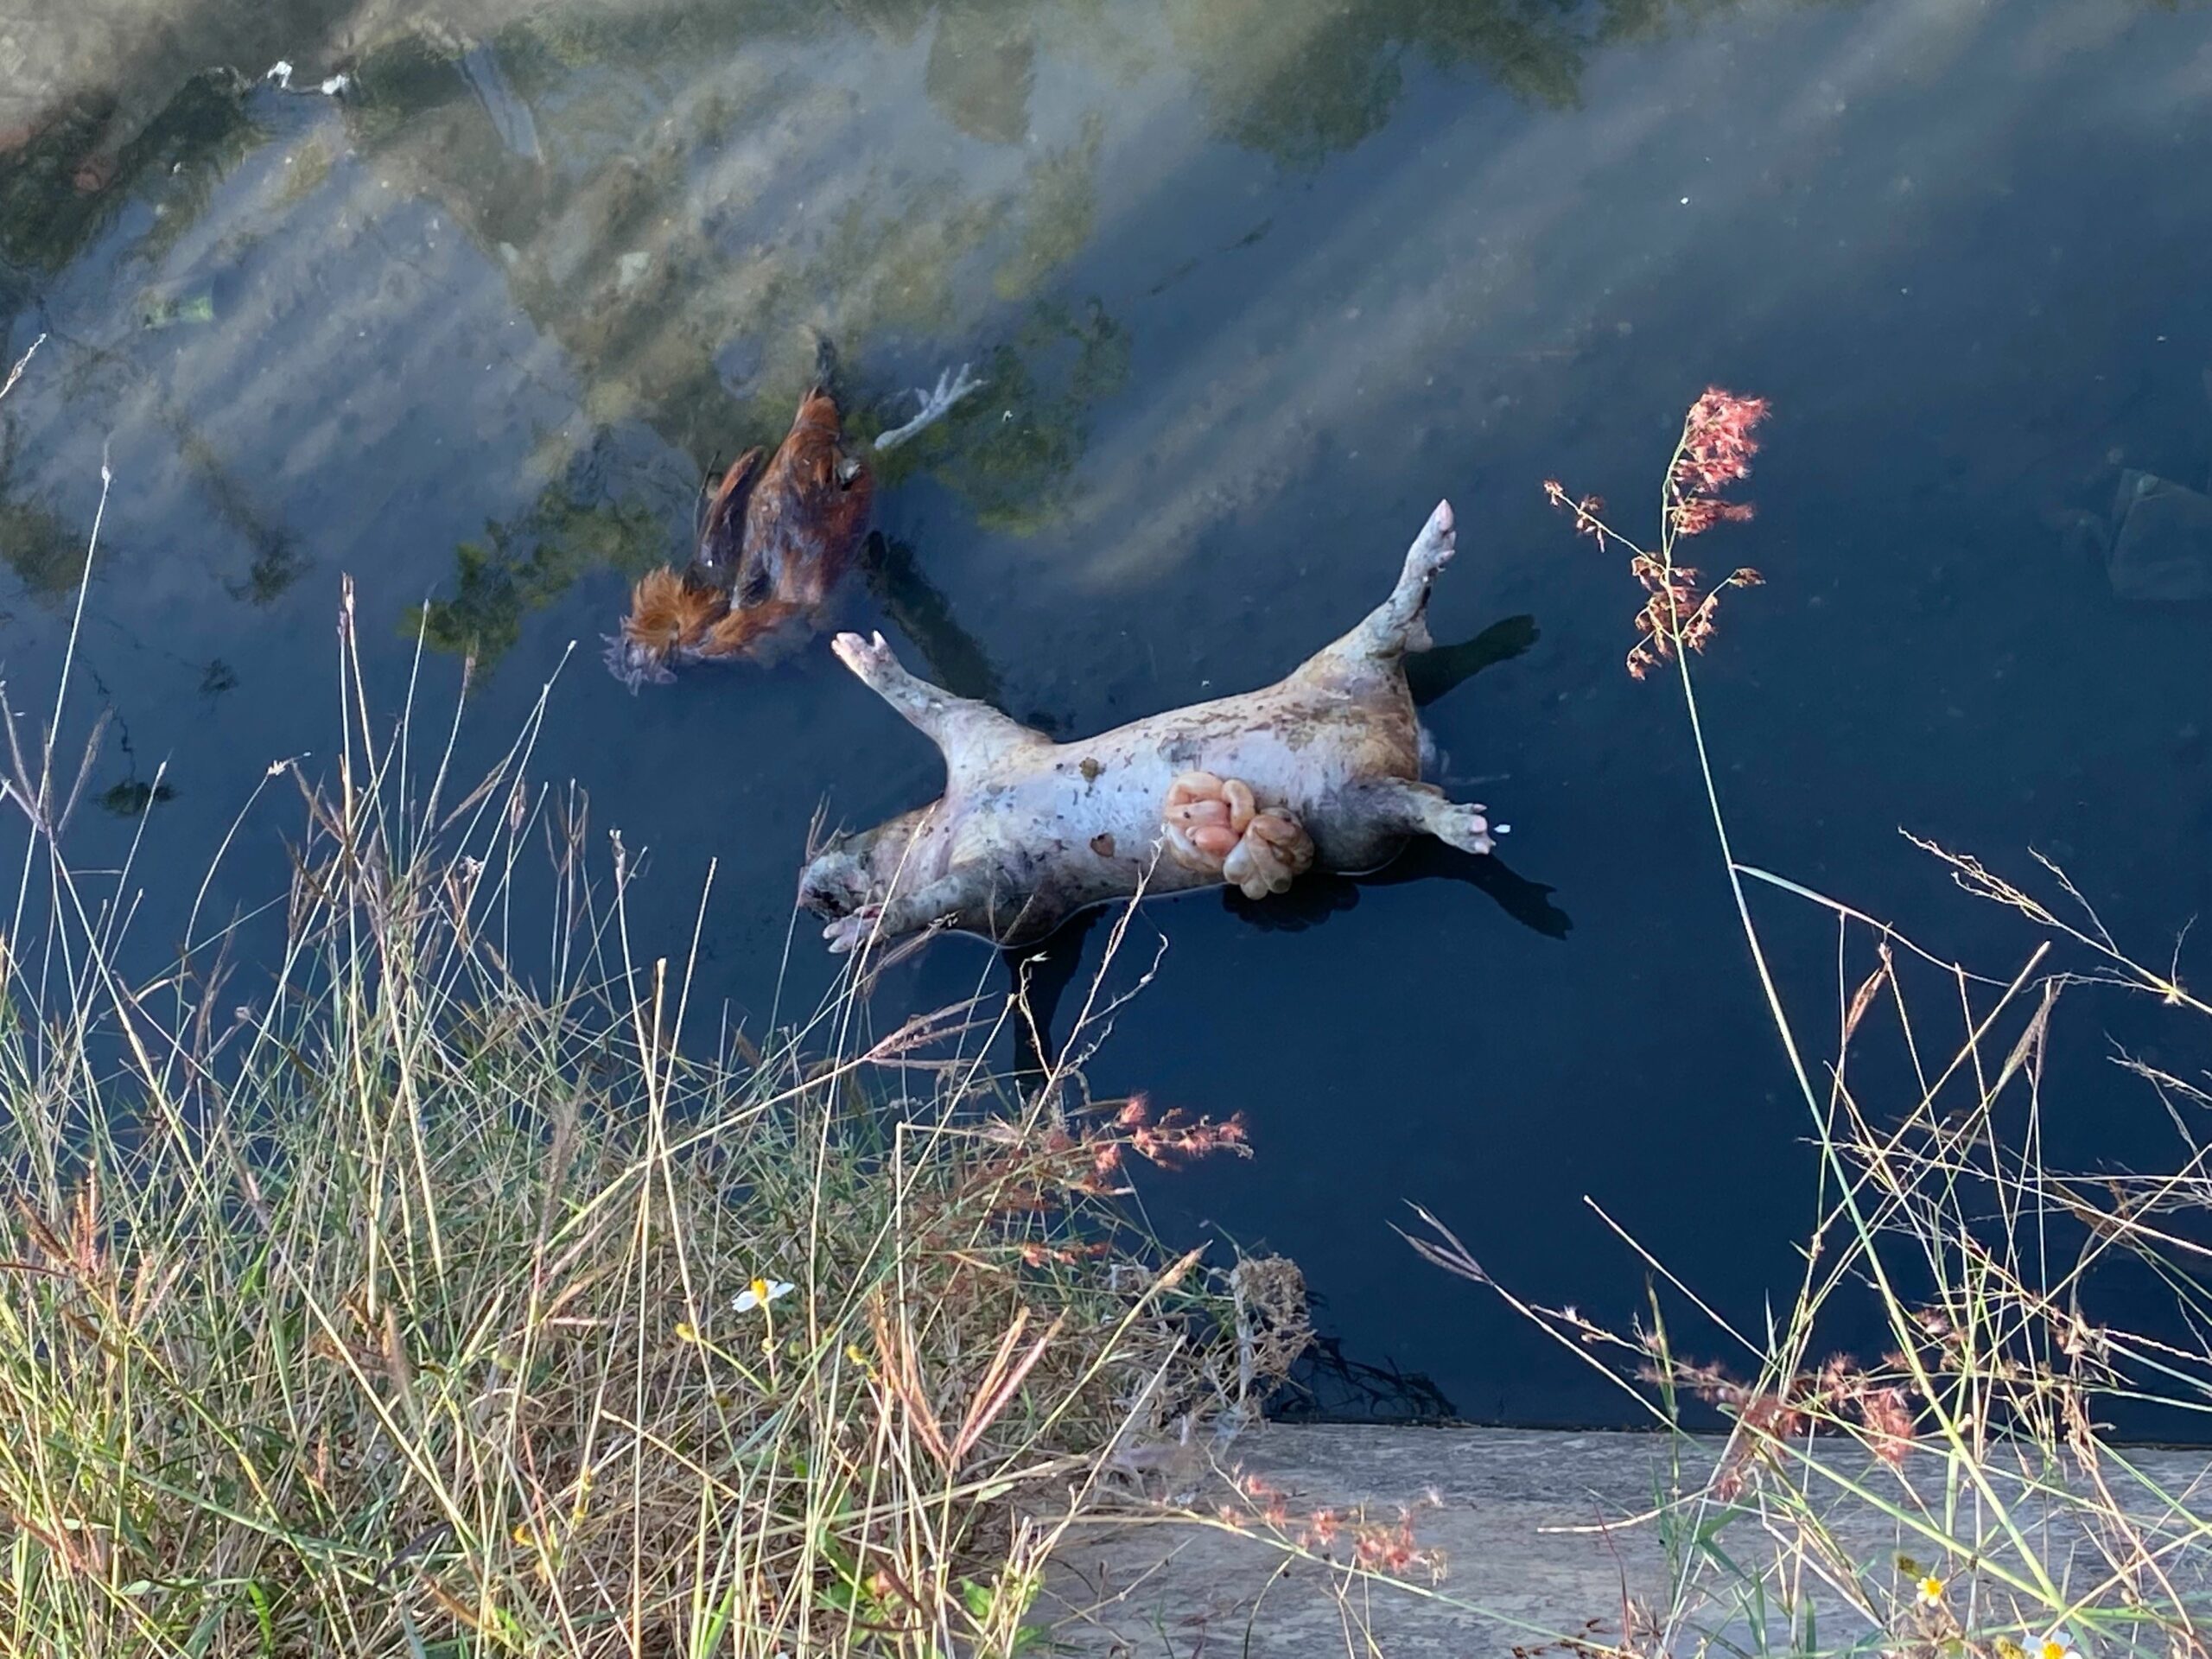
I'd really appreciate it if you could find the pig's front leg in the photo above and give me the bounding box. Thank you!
[831,630,1047,772]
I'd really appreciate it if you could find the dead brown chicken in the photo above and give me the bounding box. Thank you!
[605,353,982,690]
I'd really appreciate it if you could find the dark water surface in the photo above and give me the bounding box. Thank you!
[4,0,2212,1426]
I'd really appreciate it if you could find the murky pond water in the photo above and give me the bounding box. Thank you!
[4,0,2212,1426]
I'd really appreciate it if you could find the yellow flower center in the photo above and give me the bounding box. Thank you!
[750,1277,772,1305]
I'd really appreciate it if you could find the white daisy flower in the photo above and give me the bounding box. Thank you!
[733,1276,794,1314]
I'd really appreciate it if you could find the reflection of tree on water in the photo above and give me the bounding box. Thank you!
[0,418,89,603]
[118,86,274,276]
[25,327,309,607]
[0,67,294,610]
[408,448,670,667]
[163,420,308,607]
[925,1,1040,145]
[332,0,1655,673]
[333,14,1137,673]
[873,297,1133,535]
[1166,0,1586,167]
[0,69,269,297]
[993,114,1103,301]
[2,0,1866,653]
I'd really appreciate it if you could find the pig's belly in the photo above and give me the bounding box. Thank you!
[947,708,1419,887]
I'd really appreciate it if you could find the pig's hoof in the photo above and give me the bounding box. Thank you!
[1407,499,1456,582]
[830,630,897,687]
[823,904,884,954]
[1431,800,1495,856]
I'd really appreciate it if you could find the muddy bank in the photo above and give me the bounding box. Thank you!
[1046,1425,2212,1656]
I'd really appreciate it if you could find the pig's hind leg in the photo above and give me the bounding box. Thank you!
[1350,777,1496,856]
[1321,499,1458,668]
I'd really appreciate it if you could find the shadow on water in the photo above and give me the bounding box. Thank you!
[1007,831,1571,1081]
[1266,1333,1462,1425]
[866,532,1007,708]
[1007,615,1562,1079]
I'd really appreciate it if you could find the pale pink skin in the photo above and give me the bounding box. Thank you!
[1161,771,1315,899]
[800,500,1497,952]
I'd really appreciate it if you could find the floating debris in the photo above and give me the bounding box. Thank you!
[264,61,351,98]
[99,779,175,817]
[2058,372,2212,602]
[137,291,216,329]
[2105,470,2212,602]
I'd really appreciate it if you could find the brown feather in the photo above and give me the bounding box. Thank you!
[611,378,880,683]
[693,448,765,589]
[696,596,806,659]
[732,386,874,613]
[622,567,727,658]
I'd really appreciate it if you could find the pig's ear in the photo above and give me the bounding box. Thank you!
[804,810,850,863]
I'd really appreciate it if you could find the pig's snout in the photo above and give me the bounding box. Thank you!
[798,846,874,919]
